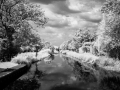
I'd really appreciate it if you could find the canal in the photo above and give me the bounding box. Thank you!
[4,54,120,90]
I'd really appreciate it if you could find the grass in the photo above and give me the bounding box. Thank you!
[11,49,52,65]
[97,57,120,72]
[61,50,120,72]
[11,52,36,64]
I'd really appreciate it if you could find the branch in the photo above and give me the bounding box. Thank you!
[7,0,22,18]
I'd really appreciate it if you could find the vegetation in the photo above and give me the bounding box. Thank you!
[61,0,120,60]
[43,41,53,49]
[60,0,120,76]
[0,0,47,62]
[2,0,120,89]
[60,28,96,52]
[95,0,120,59]
[4,63,45,90]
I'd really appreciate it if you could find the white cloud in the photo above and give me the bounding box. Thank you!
[79,6,102,23]
[67,17,78,27]
[33,0,105,45]
[68,34,74,38]
[68,0,86,11]
[57,33,63,39]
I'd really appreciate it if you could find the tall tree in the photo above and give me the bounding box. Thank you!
[95,0,120,59]
[0,0,47,61]
[60,28,96,51]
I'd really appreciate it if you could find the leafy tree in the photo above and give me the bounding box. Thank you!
[43,42,53,49]
[66,39,80,52]
[74,28,96,44]
[60,28,96,51]
[0,0,47,61]
[60,41,69,50]
[95,0,120,59]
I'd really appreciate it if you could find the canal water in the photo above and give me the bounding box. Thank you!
[37,54,98,90]
[5,54,120,90]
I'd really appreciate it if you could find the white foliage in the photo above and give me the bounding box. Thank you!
[11,52,36,65]
[0,62,18,69]
[11,49,52,65]
[62,50,99,65]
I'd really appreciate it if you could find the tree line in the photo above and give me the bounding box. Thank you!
[60,0,120,60]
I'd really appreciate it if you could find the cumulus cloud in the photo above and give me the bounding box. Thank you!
[49,1,80,15]
[79,7,102,23]
[57,33,63,39]
[45,30,55,34]
[46,18,69,28]
[97,0,106,3]
[30,0,106,45]
[68,0,93,12]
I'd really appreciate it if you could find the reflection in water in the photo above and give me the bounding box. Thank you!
[44,54,55,64]
[50,84,86,90]
[100,76,120,90]
[61,56,97,82]
[4,76,41,90]
[98,69,120,90]
[4,54,120,90]
[39,54,77,90]
[62,55,120,90]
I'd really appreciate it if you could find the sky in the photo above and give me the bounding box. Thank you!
[30,0,106,46]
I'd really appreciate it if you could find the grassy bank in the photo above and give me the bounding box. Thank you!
[0,49,53,69]
[60,50,120,72]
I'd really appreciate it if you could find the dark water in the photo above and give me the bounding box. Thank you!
[4,54,120,90]
[36,54,80,90]
[29,54,98,90]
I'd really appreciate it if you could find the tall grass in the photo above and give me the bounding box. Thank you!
[11,49,52,65]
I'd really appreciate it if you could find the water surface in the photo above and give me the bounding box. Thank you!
[5,54,120,90]
[36,54,98,90]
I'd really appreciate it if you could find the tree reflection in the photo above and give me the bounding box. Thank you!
[61,56,97,82]
[3,54,56,90]
[99,76,120,90]
[44,54,55,64]
[33,54,55,78]
[98,69,120,90]
[50,84,84,90]
[4,78,41,90]
[62,55,120,90]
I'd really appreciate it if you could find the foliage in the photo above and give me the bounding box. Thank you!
[60,41,67,50]
[74,28,96,43]
[60,28,96,52]
[95,0,120,59]
[42,41,53,49]
[0,0,47,61]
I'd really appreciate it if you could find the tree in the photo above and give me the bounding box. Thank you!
[74,28,96,44]
[43,42,53,49]
[60,41,69,50]
[0,0,47,61]
[95,0,120,59]
[60,28,96,51]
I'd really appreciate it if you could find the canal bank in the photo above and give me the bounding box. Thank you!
[3,54,120,90]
